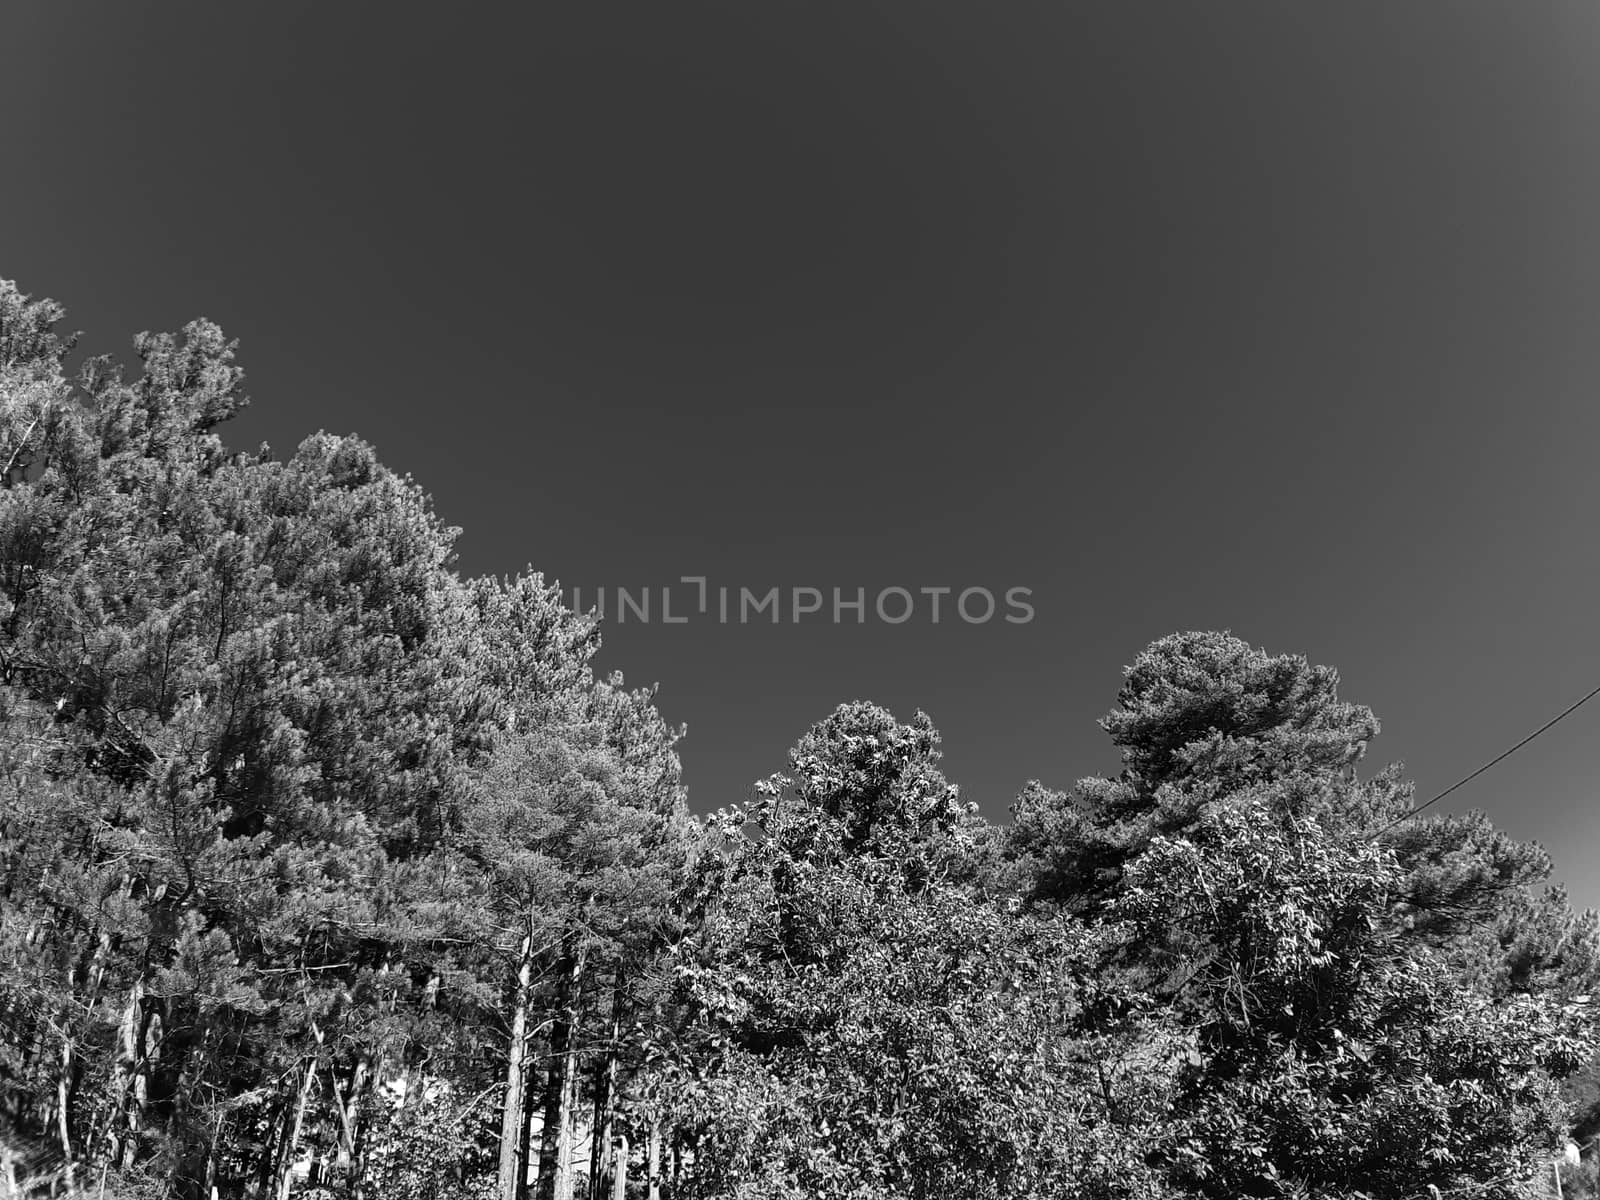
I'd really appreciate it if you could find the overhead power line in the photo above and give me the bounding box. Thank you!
[1378,678,1600,835]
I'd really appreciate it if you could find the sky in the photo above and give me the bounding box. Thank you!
[5,2,1600,905]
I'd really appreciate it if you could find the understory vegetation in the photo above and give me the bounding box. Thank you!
[3,277,1599,1199]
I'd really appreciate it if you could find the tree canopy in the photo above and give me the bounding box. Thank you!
[1,277,1596,1200]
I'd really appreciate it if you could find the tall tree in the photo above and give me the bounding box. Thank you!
[0,277,618,1197]
[450,670,693,1200]
[1008,631,1589,970]
[1008,632,1600,1197]
[658,703,1168,1200]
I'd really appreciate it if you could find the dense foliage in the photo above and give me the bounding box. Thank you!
[2,278,1597,1199]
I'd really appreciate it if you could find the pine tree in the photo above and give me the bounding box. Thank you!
[1009,632,1599,1196]
[0,277,619,1196]
[659,702,1166,1200]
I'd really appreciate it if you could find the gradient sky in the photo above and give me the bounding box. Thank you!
[6,2,1600,906]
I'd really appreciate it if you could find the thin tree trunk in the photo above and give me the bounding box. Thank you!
[516,1098,537,1200]
[203,1112,222,1200]
[54,921,113,1188]
[326,1050,370,1181]
[56,1034,75,1187]
[588,972,625,1200]
[113,980,155,1171]
[586,1041,611,1196]
[645,1122,661,1200]
[128,1000,160,1166]
[255,1102,289,1200]
[552,1032,579,1200]
[587,1057,609,1200]
[105,978,142,1170]
[277,1054,318,1200]
[311,1062,349,1190]
[537,943,585,1200]
[535,1042,562,1200]
[610,1135,627,1200]
[498,928,534,1200]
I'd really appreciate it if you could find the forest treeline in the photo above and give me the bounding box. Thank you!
[2,276,1600,1200]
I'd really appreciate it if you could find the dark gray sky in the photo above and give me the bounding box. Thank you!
[7,2,1600,906]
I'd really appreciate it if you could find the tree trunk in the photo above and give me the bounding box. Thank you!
[610,1135,627,1200]
[516,1099,537,1200]
[598,979,627,1200]
[203,1114,222,1200]
[329,1054,368,1178]
[552,1035,579,1200]
[645,1122,661,1200]
[587,977,622,1200]
[587,1056,609,1200]
[497,928,534,1200]
[276,1054,318,1200]
[536,943,585,1200]
[131,999,162,1162]
[535,1043,562,1200]
[54,920,114,1187]
[106,978,144,1170]
[55,1033,75,1187]
[255,1102,289,1199]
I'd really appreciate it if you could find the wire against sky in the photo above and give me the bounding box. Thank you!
[1379,678,1600,835]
